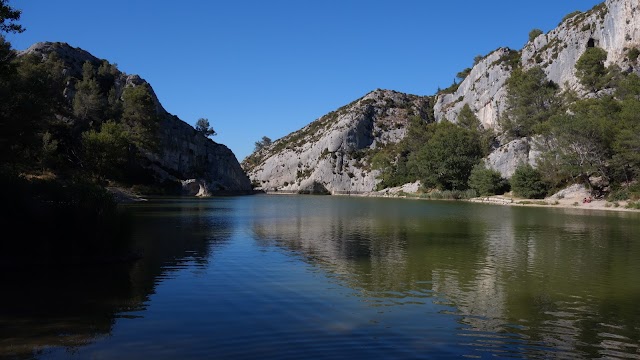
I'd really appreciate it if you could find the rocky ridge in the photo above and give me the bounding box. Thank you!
[21,42,252,194]
[437,0,639,176]
[243,90,432,194]
[246,0,639,191]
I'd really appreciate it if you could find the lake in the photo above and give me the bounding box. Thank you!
[2,195,640,359]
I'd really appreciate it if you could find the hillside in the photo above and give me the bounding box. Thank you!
[242,89,433,194]
[243,0,640,196]
[15,42,252,194]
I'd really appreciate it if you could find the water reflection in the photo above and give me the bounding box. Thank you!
[3,195,640,359]
[0,197,234,360]
[251,196,640,358]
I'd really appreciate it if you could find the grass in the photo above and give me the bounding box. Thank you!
[400,189,478,200]
[518,200,549,206]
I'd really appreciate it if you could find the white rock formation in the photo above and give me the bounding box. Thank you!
[436,0,639,178]
[436,0,639,130]
[243,90,432,194]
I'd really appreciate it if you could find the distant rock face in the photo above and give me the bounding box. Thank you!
[434,0,639,178]
[484,138,542,178]
[434,48,513,130]
[243,90,432,193]
[21,42,252,193]
[436,0,639,130]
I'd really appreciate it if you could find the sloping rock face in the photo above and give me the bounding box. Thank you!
[434,0,640,177]
[484,138,542,178]
[436,0,639,130]
[20,42,251,193]
[243,89,432,193]
[434,48,514,130]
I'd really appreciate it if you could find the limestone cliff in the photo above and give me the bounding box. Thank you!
[435,0,639,177]
[242,90,432,194]
[20,42,252,194]
[436,0,639,129]
[243,0,640,192]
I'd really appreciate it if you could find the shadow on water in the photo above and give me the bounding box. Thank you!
[0,197,234,360]
[251,196,640,358]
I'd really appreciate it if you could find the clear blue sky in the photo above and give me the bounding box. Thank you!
[7,0,602,161]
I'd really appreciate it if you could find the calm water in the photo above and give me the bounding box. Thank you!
[2,195,640,359]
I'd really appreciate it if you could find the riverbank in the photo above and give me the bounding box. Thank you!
[113,182,639,214]
[333,182,640,213]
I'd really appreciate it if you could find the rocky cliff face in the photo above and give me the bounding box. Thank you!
[434,0,639,177]
[20,42,252,194]
[245,0,639,189]
[436,0,639,129]
[243,90,432,194]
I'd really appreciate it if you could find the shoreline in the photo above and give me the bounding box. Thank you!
[113,185,639,214]
[332,191,640,213]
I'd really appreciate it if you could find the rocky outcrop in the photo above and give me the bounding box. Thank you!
[434,0,639,177]
[484,138,542,178]
[243,89,432,194]
[436,0,639,130]
[434,48,514,129]
[245,0,640,189]
[20,42,251,194]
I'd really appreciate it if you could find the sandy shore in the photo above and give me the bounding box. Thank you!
[337,182,640,214]
[465,194,638,213]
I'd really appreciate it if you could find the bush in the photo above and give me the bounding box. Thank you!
[628,47,640,62]
[468,165,510,196]
[510,164,549,199]
[576,47,609,92]
[529,29,543,42]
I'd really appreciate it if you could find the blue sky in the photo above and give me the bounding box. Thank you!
[7,0,602,161]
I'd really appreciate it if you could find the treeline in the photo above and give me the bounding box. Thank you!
[0,39,162,184]
[0,2,161,262]
[502,46,640,200]
[373,45,640,202]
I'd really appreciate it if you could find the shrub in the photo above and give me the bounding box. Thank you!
[576,47,609,92]
[529,29,543,42]
[510,164,549,199]
[628,47,640,62]
[468,165,510,196]
[626,201,640,209]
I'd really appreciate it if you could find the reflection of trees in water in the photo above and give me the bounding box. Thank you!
[0,198,234,359]
[252,198,640,358]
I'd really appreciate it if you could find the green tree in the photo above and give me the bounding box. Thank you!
[0,34,14,74]
[372,115,435,189]
[40,131,58,172]
[528,28,543,42]
[73,61,106,125]
[457,103,481,130]
[575,47,608,92]
[469,164,509,196]
[0,0,24,34]
[500,66,561,138]
[615,73,640,100]
[195,117,216,137]
[538,97,618,188]
[82,120,130,181]
[254,136,272,152]
[122,84,159,152]
[611,92,640,184]
[456,67,472,82]
[510,164,548,199]
[0,52,66,164]
[457,104,496,156]
[414,121,482,190]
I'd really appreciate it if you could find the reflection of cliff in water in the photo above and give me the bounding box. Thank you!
[0,198,233,359]
[251,197,640,358]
